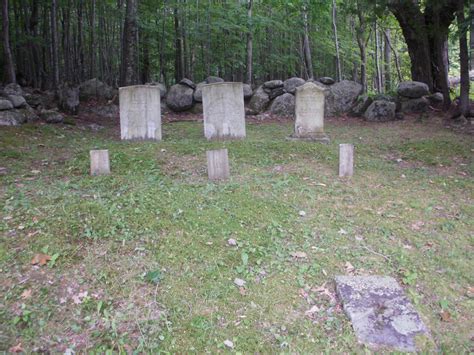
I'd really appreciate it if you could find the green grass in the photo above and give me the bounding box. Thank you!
[0,117,473,353]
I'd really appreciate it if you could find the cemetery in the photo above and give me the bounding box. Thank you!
[0,0,473,353]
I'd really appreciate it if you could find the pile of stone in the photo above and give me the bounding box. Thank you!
[0,83,41,126]
[350,81,443,122]
[165,76,252,114]
[248,77,362,118]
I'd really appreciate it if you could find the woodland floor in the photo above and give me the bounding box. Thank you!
[0,109,473,353]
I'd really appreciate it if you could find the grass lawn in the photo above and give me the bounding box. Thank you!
[0,114,473,353]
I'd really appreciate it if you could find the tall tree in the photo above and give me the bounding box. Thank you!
[50,0,59,89]
[383,29,392,90]
[332,0,342,81]
[301,0,314,79]
[245,0,253,84]
[2,0,16,83]
[388,0,458,109]
[457,0,469,116]
[120,0,139,86]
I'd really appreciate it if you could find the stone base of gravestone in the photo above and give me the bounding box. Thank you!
[202,82,246,140]
[286,132,330,143]
[119,85,161,141]
[206,149,230,181]
[90,150,110,176]
[335,275,430,352]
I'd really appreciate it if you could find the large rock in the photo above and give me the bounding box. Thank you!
[3,83,24,96]
[270,93,295,117]
[167,83,194,112]
[263,80,283,90]
[0,99,14,110]
[80,78,114,100]
[0,110,27,126]
[283,77,305,94]
[146,82,167,98]
[318,77,335,85]
[350,95,373,117]
[397,81,429,99]
[400,97,429,113]
[17,106,39,122]
[243,84,253,99]
[179,78,196,89]
[205,76,224,84]
[327,80,363,116]
[58,85,79,115]
[364,100,396,122]
[427,92,443,104]
[6,95,26,108]
[268,87,285,100]
[40,110,64,124]
[247,86,270,115]
[193,82,206,102]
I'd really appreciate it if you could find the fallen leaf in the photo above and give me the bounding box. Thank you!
[223,339,234,349]
[234,278,246,287]
[338,228,348,235]
[305,305,320,316]
[20,289,32,300]
[227,238,237,246]
[290,251,307,259]
[9,343,23,353]
[31,253,51,266]
[72,291,88,304]
[239,287,247,296]
[411,221,425,231]
[440,310,451,322]
[298,210,306,217]
[345,261,355,274]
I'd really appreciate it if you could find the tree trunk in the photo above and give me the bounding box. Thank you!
[89,0,96,78]
[458,0,469,116]
[120,0,138,86]
[77,0,84,82]
[302,1,313,79]
[245,0,253,84]
[50,0,59,89]
[2,0,16,83]
[332,0,341,81]
[389,2,433,90]
[374,24,382,93]
[384,29,391,91]
[470,3,474,70]
[384,29,402,82]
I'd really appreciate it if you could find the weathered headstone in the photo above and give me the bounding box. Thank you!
[288,82,330,143]
[202,82,246,140]
[119,85,161,140]
[335,275,429,352]
[339,144,354,177]
[90,150,110,176]
[206,149,230,181]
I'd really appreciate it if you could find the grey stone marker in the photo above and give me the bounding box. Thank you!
[202,82,246,140]
[335,275,429,352]
[206,149,230,181]
[339,144,354,177]
[119,85,161,140]
[90,150,110,176]
[288,82,330,143]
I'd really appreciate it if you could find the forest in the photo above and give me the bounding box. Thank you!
[1,0,472,115]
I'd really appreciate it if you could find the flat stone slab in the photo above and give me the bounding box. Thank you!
[335,275,429,352]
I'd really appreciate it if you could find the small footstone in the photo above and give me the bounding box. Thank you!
[90,150,110,176]
[206,149,230,181]
[335,275,429,352]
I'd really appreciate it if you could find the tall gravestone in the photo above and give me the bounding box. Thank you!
[202,82,246,140]
[288,82,329,143]
[119,85,161,140]
[206,149,230,181]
